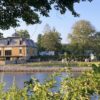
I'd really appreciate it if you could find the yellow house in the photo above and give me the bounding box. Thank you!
[0,33,37,64]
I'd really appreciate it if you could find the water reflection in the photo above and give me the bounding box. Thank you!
[0,72,80,91]
[0,72,59,90]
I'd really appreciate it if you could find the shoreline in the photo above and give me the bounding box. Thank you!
[0,65,92,72]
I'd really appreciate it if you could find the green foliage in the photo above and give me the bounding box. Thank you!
[0,33,3,38]
[23,61,100,68]
[0,0,93,29]
[69,20,95,47]
[17,30,30,39]
[92,32,100,59]
[0,83,29,100]
[37,34,45,52]
[68,20,96,59]
[25,61,68,67]
[0,64,99,100]
[41,29,62,52]
[61,71,100,100]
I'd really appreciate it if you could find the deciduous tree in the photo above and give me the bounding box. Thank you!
[68,20,95,57]
[41,28,62,52]
[0,33,3,38]
[0,0,93,29]
[17,30,30,39]
[37,34,44,52]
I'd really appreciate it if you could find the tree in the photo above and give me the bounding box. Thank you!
[68,20,95,58]
[92,32,100,59]
[37,34,44,52]
[61,44,68,53]
[0,0,93,30]
[41,28,62,52]
[17,30,30,39]
[0,33,3,38]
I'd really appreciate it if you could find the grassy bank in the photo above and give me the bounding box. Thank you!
[1,61,100,67]
[21,61,100,67]
[0,61,97,72]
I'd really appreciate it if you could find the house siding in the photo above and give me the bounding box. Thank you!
[12,47,26,56]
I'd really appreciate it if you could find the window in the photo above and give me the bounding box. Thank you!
[0,51,1,56]
[19,40,22,45]
[5,50,12,56]
[19,49,22,54]
[7,41,10,45]
[6,57,10,61]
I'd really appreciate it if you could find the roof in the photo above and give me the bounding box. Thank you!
[12,32,20,37]
[0,37,37,48]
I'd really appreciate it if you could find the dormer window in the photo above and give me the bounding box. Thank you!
[7,41,10,45]
[20,40,22,45]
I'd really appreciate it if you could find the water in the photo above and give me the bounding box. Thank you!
[0,72,82,89]
[0,72,99,100]
[0,72,67,91]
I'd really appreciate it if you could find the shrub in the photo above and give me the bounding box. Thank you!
[0,64,99,100]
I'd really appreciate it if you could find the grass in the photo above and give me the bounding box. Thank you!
[0,61,100,68]
[22,61,68,67]
[21,61,100,67]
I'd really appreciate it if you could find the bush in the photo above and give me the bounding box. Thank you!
[0,66,100,100]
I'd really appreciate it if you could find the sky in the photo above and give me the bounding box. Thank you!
[1,0,100,43]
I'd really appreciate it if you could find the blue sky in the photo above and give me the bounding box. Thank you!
[1,0,100,43]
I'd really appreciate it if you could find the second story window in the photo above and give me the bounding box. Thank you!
[19,49,22,54]
[7,41,10,45]
[0,51,1,56]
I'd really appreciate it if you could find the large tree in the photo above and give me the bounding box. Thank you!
[0,33,3,38]
[17,30,30,39]
[41,29,62,52]
[92,32,100,58]
[68,20,95,57]
[0,0,93,30]
[37,34,44,52]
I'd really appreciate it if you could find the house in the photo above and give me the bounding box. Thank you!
[0,32,37,64]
